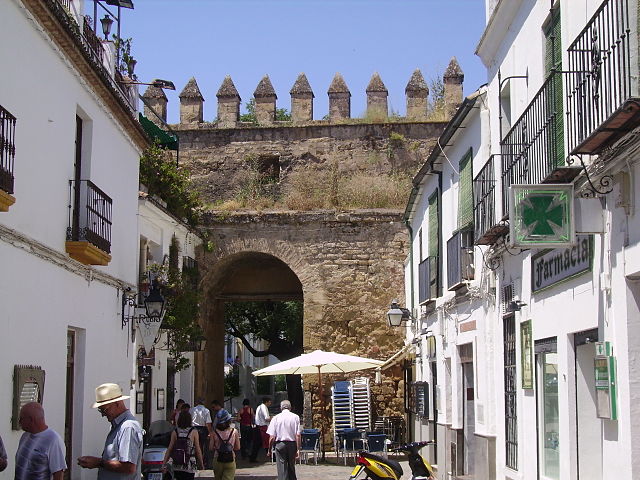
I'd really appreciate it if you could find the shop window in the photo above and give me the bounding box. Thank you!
[12,365,45,430]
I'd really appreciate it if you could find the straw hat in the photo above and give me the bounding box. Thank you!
[92,383,130,408]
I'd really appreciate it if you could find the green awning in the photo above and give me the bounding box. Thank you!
[139,113,178,151]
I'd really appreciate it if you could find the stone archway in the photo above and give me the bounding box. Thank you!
[195,211,407,419]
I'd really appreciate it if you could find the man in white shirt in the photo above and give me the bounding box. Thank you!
[250,397,272,462]
[15,402,66,480]
[190,399,212,468]
[266,400,301,480]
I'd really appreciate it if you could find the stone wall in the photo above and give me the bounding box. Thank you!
[196,210,408,419]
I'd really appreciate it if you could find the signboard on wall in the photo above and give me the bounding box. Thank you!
[531,235,593,292]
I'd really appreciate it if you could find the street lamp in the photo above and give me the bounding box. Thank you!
[99,14,113,40]
[144,278,166,320]
[120,77,176,90]
[386,299,414,327]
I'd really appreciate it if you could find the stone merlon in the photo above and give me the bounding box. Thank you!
[254,75,277,99]
[405,69,429,95]
[328,73,351,95]
[142,84,167,100]
[179,77,204,100]
[290,73,314,97]
[216,75,241,99]
[366,72,388,93]
[444,57,464,82]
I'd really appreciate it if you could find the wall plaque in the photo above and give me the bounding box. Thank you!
[531,235,593,292]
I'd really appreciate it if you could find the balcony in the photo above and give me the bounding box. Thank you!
[473,155,509,245]
[566,0,639,154]
[418,256,438,304]
[500,71,581,216]
[0,105,16,212]
[66,180,112,265]
[447,230,474,290]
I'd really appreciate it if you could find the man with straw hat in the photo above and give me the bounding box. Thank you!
[77,383,143,479]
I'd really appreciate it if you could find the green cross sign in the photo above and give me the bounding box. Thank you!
[510,184,574,248]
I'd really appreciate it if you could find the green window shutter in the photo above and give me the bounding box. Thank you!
[428,191,439,258]
[457,149,473,230]
[544,7,565,167]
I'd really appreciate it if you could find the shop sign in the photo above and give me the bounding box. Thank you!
[137,346,155,366]
[531,235,592,292]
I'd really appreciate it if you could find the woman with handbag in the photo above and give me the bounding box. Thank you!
[162,410,204,480]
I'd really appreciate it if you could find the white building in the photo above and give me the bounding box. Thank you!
[401,1,640,479]
[0,0,149,478]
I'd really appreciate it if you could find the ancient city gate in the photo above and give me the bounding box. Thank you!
[144,62,464,419]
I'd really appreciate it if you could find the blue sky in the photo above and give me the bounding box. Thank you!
[117,0,487,124]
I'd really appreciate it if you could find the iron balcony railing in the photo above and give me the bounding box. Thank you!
[500,70,565,216]
[67,180,113,254]
[566,0,637,154]
[82,15,104,65]
[0,106,16,195]
[418,256,438,304]
[473,155,498,244]
[446,230,474,290]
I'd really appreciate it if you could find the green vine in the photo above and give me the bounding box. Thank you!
[139,142,203,227]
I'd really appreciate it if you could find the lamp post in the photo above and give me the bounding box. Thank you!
[386,299,414,327]
[99,14,113,40]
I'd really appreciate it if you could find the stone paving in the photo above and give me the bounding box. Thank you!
[194,453,414,479]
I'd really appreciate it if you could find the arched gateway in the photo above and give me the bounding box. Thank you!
[194,210,408,418]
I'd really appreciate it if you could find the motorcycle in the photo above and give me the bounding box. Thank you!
[142,420,173,480]
[348,440,436,480]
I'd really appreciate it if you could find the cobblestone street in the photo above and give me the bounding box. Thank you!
[194,454,413,480]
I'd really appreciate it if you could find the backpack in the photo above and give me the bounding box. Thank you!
[171,427,194,466]
[215,428,235,463]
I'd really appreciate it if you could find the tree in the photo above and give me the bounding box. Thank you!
[225,301,304,412]
[239,99,292,123]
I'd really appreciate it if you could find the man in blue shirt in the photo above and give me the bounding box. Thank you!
[77,383,143,479]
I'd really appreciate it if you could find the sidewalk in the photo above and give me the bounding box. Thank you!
[194,453,413,479]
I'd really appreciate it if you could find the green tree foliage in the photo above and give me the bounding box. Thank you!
[139,142,202,227]
[239,99,292,123]
[428,75,446,119]
[224,367,240,400]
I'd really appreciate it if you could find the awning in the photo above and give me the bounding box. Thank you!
[380,343,415,371]
[138,113,178,151]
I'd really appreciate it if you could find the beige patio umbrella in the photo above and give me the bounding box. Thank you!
[252,349,384,458]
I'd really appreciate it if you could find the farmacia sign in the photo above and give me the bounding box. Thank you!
[532,235,592,292]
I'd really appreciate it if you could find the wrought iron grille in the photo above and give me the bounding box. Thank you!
[57,0,72,12]
[82,15,104,65]
[566,0,634,154]
[503,314,518,470]
[418,256,438,304]
[0,105,16,195]
[67,180,112,253]
[446,230,474,289]
[501,71,565,215]
[473,156,496,244]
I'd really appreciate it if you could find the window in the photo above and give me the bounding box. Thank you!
[12,365,45,430]
[428,191,439,258]
[457,149,473,230]
[544,5,565,167]
[503,287,518,469]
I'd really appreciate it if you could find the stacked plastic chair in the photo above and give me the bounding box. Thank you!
[352,377,372,431]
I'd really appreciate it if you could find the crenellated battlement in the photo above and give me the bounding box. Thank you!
[143,58,464,128]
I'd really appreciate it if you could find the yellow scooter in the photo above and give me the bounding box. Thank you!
[348,441,436,480]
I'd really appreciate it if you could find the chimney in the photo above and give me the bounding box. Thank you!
[216,75,241,128]
[290,73,314,123]
[179,77,204,125]
[328,73,351,121]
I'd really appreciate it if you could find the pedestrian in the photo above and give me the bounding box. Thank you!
[266,400,301,480]
[210,410,240,480]
[0,432,7,472]
[14,402,66,480]
[162,410,204,479]
[171,399,185,425]
[249,397,272,462]
[190,398,213,468]
[77,382,143,479]
[237,398,254,459]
